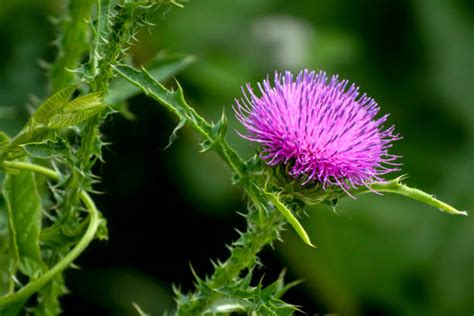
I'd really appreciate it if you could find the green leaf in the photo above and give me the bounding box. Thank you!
[3,166,45,278]
[264,192,315,248]
[0,197,10,296]
[355,176,468,216]
[112,65,189,120]
[47,92,106,128]
[7,90,105,152]
[21,139,69,160]
[8,126,54,149]
[0,299,27,316]
[113,64,246,177]
[106,52,195,105]
[29,86,76,126]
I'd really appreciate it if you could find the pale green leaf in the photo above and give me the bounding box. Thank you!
[62,92,104,112]
[3,167,45,278]
[8,91,105,149]
[8,127,53,149]
[47,92,106,128]
[29,86,76,126]
[21,139,69,160]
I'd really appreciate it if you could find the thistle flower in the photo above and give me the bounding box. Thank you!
[234,70,401,193]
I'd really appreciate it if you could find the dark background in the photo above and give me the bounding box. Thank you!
[0,0,473,315]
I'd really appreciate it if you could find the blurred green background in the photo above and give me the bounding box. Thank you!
[1,0,473,315]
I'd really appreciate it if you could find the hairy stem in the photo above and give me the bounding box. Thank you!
[50,0,94,92]
[114,65,289,312]
[0,161,101,308]
[208,208,284,288]
[174,205,285,314]
[114,65,247,177]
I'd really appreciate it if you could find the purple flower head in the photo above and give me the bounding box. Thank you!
[234,70,401,194]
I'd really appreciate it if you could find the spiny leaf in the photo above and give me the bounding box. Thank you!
[106,52,195,105]
[113,64,247,177]
[113,64,187,120]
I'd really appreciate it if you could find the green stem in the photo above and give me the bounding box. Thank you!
[3,161,59,181]
[113,65,247,177]
[209,207,284,288]
[88,0,112,81]
[113,65,289,313]
[50,0,94,92]
[175,201,286,315]
[0,162,101,308]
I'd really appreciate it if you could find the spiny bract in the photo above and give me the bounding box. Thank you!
[234,70,401,193]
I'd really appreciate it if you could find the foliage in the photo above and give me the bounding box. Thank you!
[0,0,468,315]
[0,1,188,314]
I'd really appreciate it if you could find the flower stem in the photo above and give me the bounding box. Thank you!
[0,162,101,308]
[209,206,284,288]
[174,193,286,314]
[114,65,290,312]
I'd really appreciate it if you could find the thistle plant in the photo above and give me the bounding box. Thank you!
[0,1,467,315]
